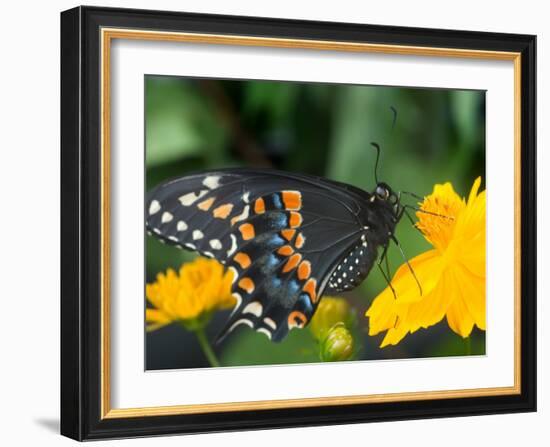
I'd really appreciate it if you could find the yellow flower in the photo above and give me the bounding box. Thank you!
[146,257,235,331]
[366,178,485,347]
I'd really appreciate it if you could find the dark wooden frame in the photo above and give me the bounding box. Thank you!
[61,5,536,441]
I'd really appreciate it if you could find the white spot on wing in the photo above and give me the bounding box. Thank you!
[232,205,249,224]
[228,318,253,334]
[184,243,196,250]
[242,192,250,203]
[149,200,161,215]
[177,221,188,232]
[193,230,204,240]
[243,301,263,317]
[263,318,277,330]
[257,328,272,340]
[161,212,173,223]
[168,236,178,242]
[228,266,238,284]
[203,175,221,189]
[178,190,208,206]
[209,239,222,250]
[231,293,242,315]
[203,251,214,258]
[227,234,237,257]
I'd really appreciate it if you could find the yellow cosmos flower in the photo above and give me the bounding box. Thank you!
[146,257,235,331]
[366,177,485,347]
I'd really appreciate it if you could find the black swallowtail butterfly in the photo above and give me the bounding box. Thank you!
[146,154,417,342]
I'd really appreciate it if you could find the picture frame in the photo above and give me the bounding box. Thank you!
[60,5,536,441]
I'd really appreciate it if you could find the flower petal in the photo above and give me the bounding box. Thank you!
[380,323,409,347]
[383,249,443,304]
[367,250,443,339]
[406,269,454,333]
[367,294,398,335]
[467,177,482,205]
[454,265,486,330]
[145,308,171,324]
[145,308,172,332]
[445,290,475,338]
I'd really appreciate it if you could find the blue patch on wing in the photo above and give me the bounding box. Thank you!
[271,193,283,209]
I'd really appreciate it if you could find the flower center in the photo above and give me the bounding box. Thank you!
[415,183,464,251]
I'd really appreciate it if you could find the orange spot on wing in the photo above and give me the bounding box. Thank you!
[254,198,265,214]
[238,277,255,294]
[277,245,294,256]
[239,223,255,240]
[289,212,302,228]
[283,253,302,273]
[295,232,305,248]
[197,197,215,211]
[282,191,302,210]
[298,260,311,280]
[303,278,318,303]
[213,203,233,219]
[281,229,296,241]
[288,310,307,329]
[234,252,251,269]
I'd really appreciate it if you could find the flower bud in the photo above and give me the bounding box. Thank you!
[309,296,355,341]
[319,323,354,362]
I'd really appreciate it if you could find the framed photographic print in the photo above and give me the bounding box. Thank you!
[60,6,536,441]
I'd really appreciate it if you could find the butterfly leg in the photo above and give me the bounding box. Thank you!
[377,244,397,299]
[399,206,426,237]
[390,235,423,297]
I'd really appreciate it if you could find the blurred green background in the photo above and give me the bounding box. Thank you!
[145,75,486,370]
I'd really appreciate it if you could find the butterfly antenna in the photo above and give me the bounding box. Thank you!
[370,142,381,184]
[391,235,423,296]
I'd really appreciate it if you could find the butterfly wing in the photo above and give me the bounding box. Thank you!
[146,168,368,342]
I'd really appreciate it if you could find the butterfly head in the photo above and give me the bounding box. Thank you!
[374,182,397,203]
[370,182,401,225]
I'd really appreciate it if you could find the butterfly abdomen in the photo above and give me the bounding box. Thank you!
[326,234,378,292]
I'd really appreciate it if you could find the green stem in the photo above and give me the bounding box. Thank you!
[195,328,220,367]
[464,336,472,356]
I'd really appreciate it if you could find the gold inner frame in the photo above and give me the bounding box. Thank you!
[100,28,522,419]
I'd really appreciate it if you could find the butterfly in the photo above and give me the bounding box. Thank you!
[146,152,416,343]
